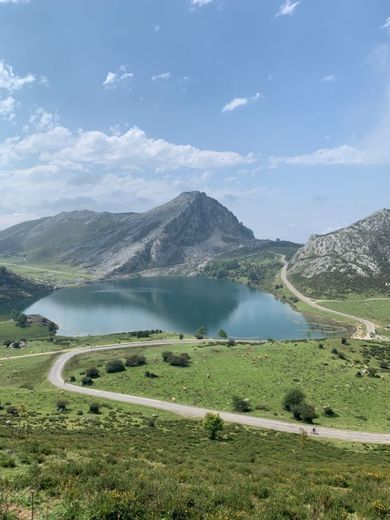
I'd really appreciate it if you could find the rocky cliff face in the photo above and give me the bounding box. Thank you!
[0,267,50,305]
[288,209,390,297]
[0,192,256,277]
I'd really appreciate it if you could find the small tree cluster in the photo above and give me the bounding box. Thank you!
[162,351,191,367]
[195,326,207,339]
[128,329,163,338]
[283,389,317,424]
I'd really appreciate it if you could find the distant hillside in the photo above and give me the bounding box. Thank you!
[0,192,259,277]
[0,267,50,305]
[288,209,390,297]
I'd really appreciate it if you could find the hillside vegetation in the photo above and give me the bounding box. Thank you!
[0,344,389,519]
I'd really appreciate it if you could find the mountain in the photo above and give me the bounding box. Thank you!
[287,209,390,297]
[0,267,50,305]
[0,192,257,277]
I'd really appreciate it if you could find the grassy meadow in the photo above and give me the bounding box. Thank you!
[65,338,390,432]
[0,344,390,519]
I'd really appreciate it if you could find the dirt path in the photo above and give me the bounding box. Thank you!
[47,340,390,444]
[280,262,376,340]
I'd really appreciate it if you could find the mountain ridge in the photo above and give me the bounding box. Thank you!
[0,192,258,277]
[288,208,390,297]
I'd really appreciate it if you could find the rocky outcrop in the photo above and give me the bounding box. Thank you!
[288,209,390,297]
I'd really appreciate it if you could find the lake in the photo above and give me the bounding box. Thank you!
[21,276,331,339]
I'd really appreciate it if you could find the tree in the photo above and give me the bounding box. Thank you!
[203,413,224,440]
[291,401,317,424]
[106,359,126,373]
[232,395,252,413]
[282,389,305,411]
[48,321,59,335]
[195,326,207,339]
[16,313,28,328]
[218,329,228,340]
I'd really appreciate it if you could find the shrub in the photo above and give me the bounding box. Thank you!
[282,389,305,411]
[169,353,191,367]
[162,351,191,367]
[89,403,101,414]
[226,339,236,347]
[318,343,324,349]
[323,405,337,417]
[291,401,317,423]
[144,371,159,379]
[232,395,252,413]
[179,333,184,340]
[6,406,19,417]
[380,360,389,370]
[81,376,93,386]
[337,351,347,360]
[162,351,174,363]
[367,367,378,378]
[125,354,146,367]
[341,337,348,345]
[203,413,224,440]
[56,399,69,412]
[106,359,126,373]
[86,367,100,378]
[331,347,338,355]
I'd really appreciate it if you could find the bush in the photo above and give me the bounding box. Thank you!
[162,351,174,363]
[232,395,252,413]
[282,389,305,411]
[86,367,100,378]
[125,354,146,367]
[179,333,184,340]
[56,399,69,412]
[144,371,159,379]
[341,337,348,345]
[331,347,338,355]
[291,401,317,423]
[323,405,338,417]
[162,351,191,367]
[106,359,126,373]
[89,403,101,414]
[203,413,224,440]
[6,406,19,416]
[169,353,191,367]
[380,360,389,370]
[367,367,379,378]
[226,338,236,347]
[81,376,93,386]
[318,343,324,349]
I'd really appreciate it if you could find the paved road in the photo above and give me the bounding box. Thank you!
[48,340,390,444]
[280,263,376,340]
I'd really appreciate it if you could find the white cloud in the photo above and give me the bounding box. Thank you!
[0,0,30,3]
[222,92,263,113]
[25,108,59,132]
[0,124,255,226]
[154,24,160,32]
[276,0,301,18]
[191,0,213,6]
[102,65,133,89]
[322,74,336,82]
[0,60,44,92]
[0,96,17,120]
[380,16,390,32]
[152,72,170,81]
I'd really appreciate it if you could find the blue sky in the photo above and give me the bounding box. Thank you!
[0,0,389,242]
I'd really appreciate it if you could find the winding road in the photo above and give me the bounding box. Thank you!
[47,340,390,444]
[280,262,377,340]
